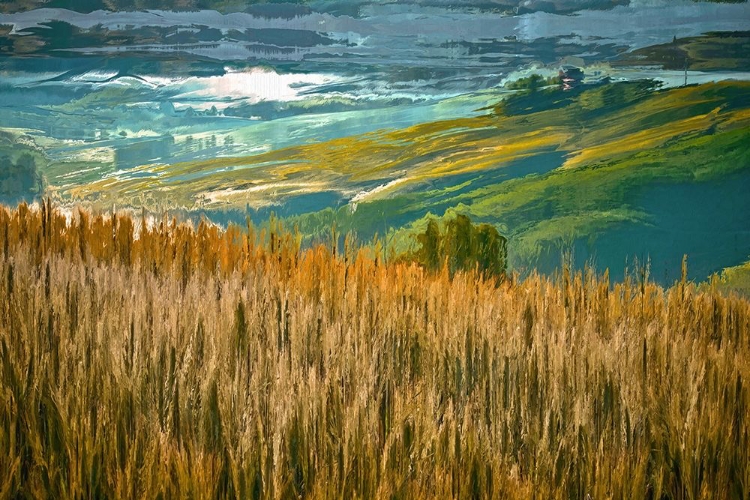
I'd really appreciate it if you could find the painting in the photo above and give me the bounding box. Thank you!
[0,0,748,497]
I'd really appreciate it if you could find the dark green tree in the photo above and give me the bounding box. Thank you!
[417,219,441,272]
[444,214,475,274]
[413,215,507,280]
[475,223,507,279]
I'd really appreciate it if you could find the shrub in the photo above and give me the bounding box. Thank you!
[413,214,507,279]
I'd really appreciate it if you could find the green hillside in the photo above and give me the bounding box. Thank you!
[54,79,750,281]
[620,31,750,71]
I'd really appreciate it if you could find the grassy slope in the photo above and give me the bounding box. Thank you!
[53,80,750,278]
[293,81,750,274]
[61,81,750,208]
[620,31,750,71]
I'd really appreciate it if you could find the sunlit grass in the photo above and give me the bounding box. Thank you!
[0,202,748,498]
[57,81,750,215]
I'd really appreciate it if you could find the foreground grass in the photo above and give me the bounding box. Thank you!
[0,202,749,499]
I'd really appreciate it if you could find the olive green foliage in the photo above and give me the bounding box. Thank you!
[718,258,750,296]
[505,74,561,91]
[414,215,507,279]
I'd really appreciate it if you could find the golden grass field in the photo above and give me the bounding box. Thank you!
[0,201,748,499]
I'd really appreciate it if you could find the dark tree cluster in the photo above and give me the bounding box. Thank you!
[413,214,507,280]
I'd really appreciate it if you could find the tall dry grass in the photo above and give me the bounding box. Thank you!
[0,201,748,499]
